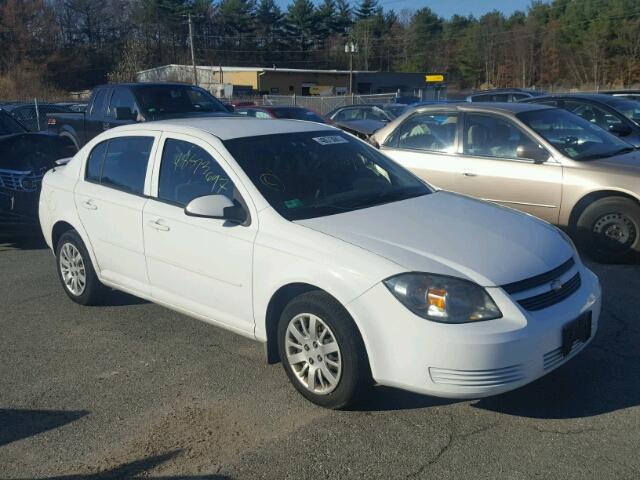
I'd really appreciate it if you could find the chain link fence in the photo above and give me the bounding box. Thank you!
[262,93,400,115]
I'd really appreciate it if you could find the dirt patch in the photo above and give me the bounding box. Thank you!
[72,394,328,476]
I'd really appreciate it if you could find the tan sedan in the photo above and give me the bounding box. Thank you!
[371,102,640,262]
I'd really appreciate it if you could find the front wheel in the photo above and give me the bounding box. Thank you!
[277,291,371,409]
[576,197,640,263]
[56,230,106,305]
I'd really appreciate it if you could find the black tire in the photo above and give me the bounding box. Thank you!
[55,230,106,305]
[277,291,371,409]
[575,196,640,263]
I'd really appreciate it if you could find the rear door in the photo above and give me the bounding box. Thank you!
[74,132,159,294]
[379,110,459,189]
[451,112,562,223]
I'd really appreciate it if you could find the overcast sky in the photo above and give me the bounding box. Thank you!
[278,1,541,19]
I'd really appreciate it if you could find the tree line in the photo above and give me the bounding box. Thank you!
[1,0,639,99]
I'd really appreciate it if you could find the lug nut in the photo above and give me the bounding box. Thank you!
[309,358,314,365]
[304,345,310,351]
[317,355,322,361]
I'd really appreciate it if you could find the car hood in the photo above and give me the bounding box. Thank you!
[587,148,640,171]
[296,191,573,287]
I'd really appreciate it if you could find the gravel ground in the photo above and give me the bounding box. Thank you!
[0,235,639,479]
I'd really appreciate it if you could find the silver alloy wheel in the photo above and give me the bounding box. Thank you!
[59,242,87,296]
[285,313,342,395]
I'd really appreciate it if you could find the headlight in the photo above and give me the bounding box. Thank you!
[383,273,502,324]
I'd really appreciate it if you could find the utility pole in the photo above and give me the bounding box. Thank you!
[345,42,358,95]
[187,13,198,86]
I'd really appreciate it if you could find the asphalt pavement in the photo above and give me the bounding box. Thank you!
[1,235,639,479]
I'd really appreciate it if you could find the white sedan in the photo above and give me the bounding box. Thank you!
[39,117,602,409]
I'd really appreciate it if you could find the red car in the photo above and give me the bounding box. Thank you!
[234,105,326,123]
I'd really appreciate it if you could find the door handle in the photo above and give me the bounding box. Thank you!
[148,220,170,232]
[81,200,97,210]
[462,172,478,177]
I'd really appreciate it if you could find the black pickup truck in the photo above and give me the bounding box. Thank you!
[47,82,232,149]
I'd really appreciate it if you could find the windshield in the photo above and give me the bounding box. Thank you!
[517,109,634,160]
[224,131,431,220]
[606,98,640,125]
[134,85,228,116]
[0,111,27,135]
[384,104,407,118]
[271,108,325,123]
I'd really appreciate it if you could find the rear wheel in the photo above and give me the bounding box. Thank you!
[56,230,106,305]
[576,197,640,263]
[277,291,371,409]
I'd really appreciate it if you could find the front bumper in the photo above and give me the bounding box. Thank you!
[347,263,601,399]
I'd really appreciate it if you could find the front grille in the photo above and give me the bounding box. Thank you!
[0,169,42,193]
[429,365,525,387]
[501,257,582,312]
[502,258,575,294]
[518,273,581,311]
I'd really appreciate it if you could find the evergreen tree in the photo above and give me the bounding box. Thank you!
[285,0,317,51]
[354,0,379,20]
[316,0,338,39]
[334,0,352,35]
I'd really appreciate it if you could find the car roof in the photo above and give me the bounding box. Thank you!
[259,106,313,111]
[414,101,553,114]
[524,93,621,103]
[470,88,544,95]
[119,117,335,140]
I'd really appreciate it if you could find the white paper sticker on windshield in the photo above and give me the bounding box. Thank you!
[312,135,348,145]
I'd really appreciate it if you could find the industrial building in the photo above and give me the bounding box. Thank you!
[136,64,439,97]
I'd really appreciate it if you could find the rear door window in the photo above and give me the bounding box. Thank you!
[563,100,624,131]
[394,112,458,153]
[85,141,108,182]
[85,136,154,194]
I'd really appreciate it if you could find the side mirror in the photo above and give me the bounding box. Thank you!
[517,144,549,163]
[184,195,247,224]
[608,123,632,137]
[115,107,136,121]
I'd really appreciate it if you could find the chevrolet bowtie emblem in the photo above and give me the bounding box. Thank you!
[550,279,564,292]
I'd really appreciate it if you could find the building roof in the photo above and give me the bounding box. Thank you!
[137,64,371,75]
[115,116,335,140]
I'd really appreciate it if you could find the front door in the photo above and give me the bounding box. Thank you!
[453,112,562,223]
[74,134,158,294]
[143,134,257,334]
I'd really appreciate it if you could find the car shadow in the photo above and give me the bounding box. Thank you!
[350,385,459,412]
[101,289,149,307]
[0,451,233,480]
[0,408,89,447]
[0,230,48,251]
